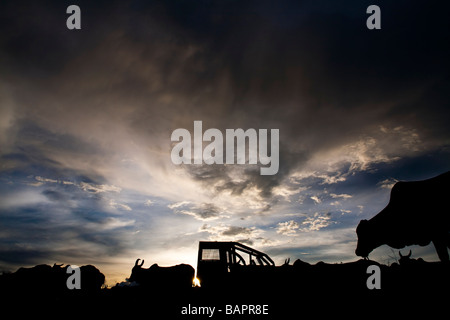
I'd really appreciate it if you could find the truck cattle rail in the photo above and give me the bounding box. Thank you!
[196,241,276,288]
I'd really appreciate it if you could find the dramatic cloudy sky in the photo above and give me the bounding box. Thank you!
[1,0,449,285]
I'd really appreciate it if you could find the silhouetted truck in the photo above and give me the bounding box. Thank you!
[196,241,275,288]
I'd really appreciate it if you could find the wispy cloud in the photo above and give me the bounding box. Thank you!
[276,220,300,236]
[168,201,191,210]
[310,195,321,204]
[109,199,132,211]
[80,182,122,194]
[378,178,399,189]
[330,193,352,199]
[301,212,334,232]
[168,201,227,221]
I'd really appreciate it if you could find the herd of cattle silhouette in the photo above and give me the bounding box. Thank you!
[1,172,448,296]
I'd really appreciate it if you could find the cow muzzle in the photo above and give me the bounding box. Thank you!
[355,247,369,259]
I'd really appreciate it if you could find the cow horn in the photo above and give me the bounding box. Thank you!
[399,251,403,258]
[406,250,412,258]
[135,258,141,266]
[140,259,144,266]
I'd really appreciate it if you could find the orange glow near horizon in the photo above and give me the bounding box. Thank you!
[193,277,201,287]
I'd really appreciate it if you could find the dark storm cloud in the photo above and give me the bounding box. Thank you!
[185,143,305,202]
[2,1,449,162]
[1,0,449,221]
[1,1,448,168]
[171,0,450,196]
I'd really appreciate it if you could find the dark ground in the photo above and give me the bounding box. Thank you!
[1,259,448,318]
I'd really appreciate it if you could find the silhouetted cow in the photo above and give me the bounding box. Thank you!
[0,263,105,294]
[129,259,194,289]
[398,250,426,266]
[356,171,450,261]
[50,263,105,291]
[80,265,105,291]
